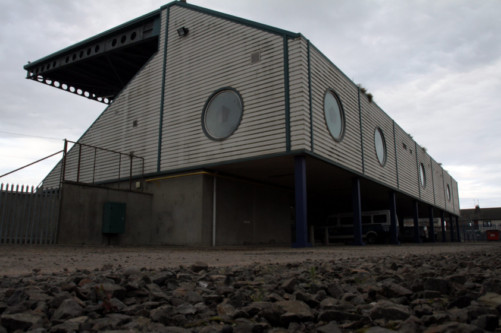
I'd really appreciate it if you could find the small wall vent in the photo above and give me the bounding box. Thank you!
[251,51,261,64]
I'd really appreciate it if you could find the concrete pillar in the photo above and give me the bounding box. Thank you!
[413,200,421,243]
[389,191,399,245]
[449,213,455,242]
[456,216,461,242]
[293,156,310,248]
[352,178,364,246]
[441,211,447,242]
[428,206,435,242]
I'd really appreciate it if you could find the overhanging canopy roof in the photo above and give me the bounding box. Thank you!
[24,10,161,104]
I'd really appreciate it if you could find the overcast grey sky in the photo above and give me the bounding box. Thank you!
[1,0,500,209]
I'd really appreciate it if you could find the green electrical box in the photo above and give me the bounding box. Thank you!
[102,202,126,234]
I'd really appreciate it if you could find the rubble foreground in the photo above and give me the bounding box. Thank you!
[1,244,501,332]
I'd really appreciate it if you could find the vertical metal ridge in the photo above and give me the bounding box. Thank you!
[157,7,170,172]
[393,120,399,189]
[283,36,291,152]
[431,159,436,205]
[358,86,365,174]
[307,40,314,152]
[415,141,421,199]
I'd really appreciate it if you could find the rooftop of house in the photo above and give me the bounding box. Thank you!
[460,206,501,221]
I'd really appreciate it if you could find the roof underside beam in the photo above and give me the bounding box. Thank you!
[24,16,160,104]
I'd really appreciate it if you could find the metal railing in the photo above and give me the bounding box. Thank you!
[61,139,144,190]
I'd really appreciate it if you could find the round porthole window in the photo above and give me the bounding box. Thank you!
[446,184,451,201]
[374,127,386,166]
[323,90,345,141]
[419,163,426,188]
[202,88,243,140]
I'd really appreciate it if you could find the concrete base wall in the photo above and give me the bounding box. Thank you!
[144,173,292,246]
[214,177,292,246]
[58,182,153,245]
[58,173,293,246]
[146,174,212,246]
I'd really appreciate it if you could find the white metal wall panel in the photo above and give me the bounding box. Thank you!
[42,161,62,188]
[432,158,446,209]
[289,37,310,151]
[451,178,460,215]
[360,98,398,188]
[160,6,286,171]
[416,146,434,205]
[42,9,167,188]
[41,4,462,217]
[443,170,455,213]
[394,123,419,197]
[78,36,164,175]
[309,46,362,173]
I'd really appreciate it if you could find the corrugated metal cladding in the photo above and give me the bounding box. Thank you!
[307,40,458,213]
[43,161,61,188]
[416,144,434,205]
[309,45,362,173]
[394,123,419,198]
[450,178,460,215]
[160,6,287,170]
[42,10,168,188]
[432,158,445,208]
[288,37,310,151]
[443,170,458,214]
[360,97,397,188]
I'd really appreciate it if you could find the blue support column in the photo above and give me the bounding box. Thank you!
[428,206,435,242]
[352,178,364,246]
[456,216,461,242]
[293,156,310,248]
[413,201,421,243]
[441,211,447,242]
[389,191,400,245]
[449,213,455,242]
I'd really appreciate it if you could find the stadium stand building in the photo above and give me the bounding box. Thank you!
[24,1,460,246]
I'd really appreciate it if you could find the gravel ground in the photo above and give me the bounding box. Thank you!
[1,242,501,332]
[0,242,497,276]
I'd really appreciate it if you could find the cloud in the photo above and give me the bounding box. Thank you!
[448,164,501,209]
[1,0,500,209]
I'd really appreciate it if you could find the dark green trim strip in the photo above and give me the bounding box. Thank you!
[393,120,399,188]
[415,141,421,199]
[358,86,365,174]
[157,6,170,172]
[451,176,456,212]
[146,150,308,181]
[442,168,447,207]
[283,36,291,152]
[170,1,300,38]
[431,159,436,205]
[307,40,314,152]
